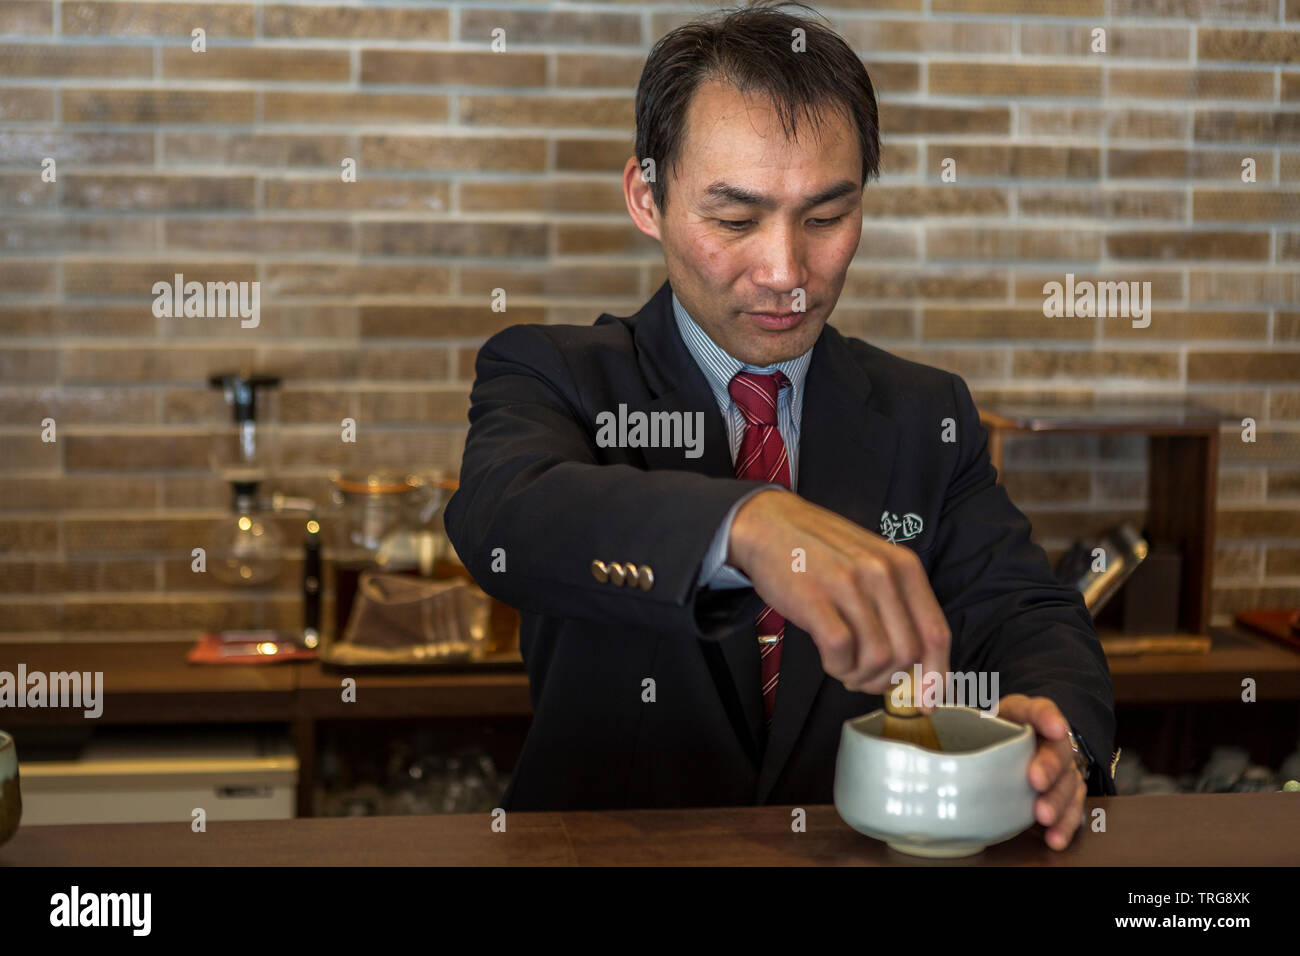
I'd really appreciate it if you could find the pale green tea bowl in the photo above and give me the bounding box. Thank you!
[833,707,1037,858]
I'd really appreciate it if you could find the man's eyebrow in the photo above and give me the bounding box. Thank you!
[699,179,859,211]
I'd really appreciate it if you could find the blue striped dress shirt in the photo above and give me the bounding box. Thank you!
[671,291,814,589]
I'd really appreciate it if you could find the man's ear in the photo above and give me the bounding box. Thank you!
[623,156,663,242]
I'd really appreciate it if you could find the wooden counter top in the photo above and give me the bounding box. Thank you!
[3,793,1296,866]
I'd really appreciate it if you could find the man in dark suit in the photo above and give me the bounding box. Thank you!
[444,1,1116,850]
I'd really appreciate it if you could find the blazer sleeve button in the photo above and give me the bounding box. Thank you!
[624,563,639,587]
[638,566,654,590]
[608,562,626,586]
[590,559,609,583]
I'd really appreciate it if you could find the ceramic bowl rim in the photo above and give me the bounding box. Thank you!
[844,705,1033,758]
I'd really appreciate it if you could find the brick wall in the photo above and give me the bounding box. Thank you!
[1,0,1298,643]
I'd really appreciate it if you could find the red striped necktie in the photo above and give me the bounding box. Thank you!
[727,369,791,729]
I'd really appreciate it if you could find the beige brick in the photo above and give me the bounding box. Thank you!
[925,143,1099,178]
[1217,509,1300,537]
[0,174,55,209]
[822,307,916,341]
[0,305,152,337]
[1109,148,1273,179]
[923,307,1093,340]
[62,2,253,37]
[0,605,61,630]
[1102,310,1269,340]
[263,4,449,39]
[555,136,634,173]
[461,95,630,129]
[361,135,546,172]
[163,219,354,253]
[459,9,641,45]
[1189,270,1300,304]
[360,222,547,258]
[844,269,1007,300]
[1265,547,1300,575]
[63,259,257,296]
[1199,29,1300,63]
[63,174,254,210]
[1188,351,1300,382]
[1214,544,1263,578]
[557,223,666,256]
[458,265,640,298]
[928,227,1101,261]
[0,347,58,383]
[1012,350,1180,379]
[1196,110,1300,143]
[6,558,157,593]
[1108,68,1274,99]
[1276,313,1300,340]
[263,92,449,125]
[262,263,452,297]
[164,132,349,167]
[1195,189,1300,221]
[1106,230,1269,260]
[362,51,545,87]
[1018,187,1185,220]
[864,62,922,95]
[0,260,55,293]
[1,217,154,251]
[0,43,152,77]
[0,88,53,121]
[0,2,52,34]
[933,0,1103,12]
[61,599,283,632]
[267,178,449,213]
[162,47,349,81]
[0,130,153,164]
[64,435,210,471]
[360,390,471,424]
[1020,24,1190,58]
[63,89,254,124]
[1268,471,1300,498]
[864,103,1010,135]
[891,347,1007,380]
[63,348,254,385]
[1275,232,1296,260]
[862,185,1008,216]
[1115,0,1276,17]
[1221,432,1300,464]
[1021,106,1189,140]
[0,387,154,425]
[839,18,1012,53]
[360,305,539,339]
[1016,270,1185,302]
[461,179,623,214]
[1002,469,1092,503]
[929,63,1101,97]
[881,142,919,175]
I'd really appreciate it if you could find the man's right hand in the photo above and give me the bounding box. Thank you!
[727,488,951,700]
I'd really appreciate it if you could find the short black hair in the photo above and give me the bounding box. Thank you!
[634,0,881,213]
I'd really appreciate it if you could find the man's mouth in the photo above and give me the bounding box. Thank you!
[747,310,804,331]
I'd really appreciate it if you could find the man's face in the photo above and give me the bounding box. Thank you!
[625,78,864,367]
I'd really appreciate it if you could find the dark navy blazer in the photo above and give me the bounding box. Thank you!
[444,279,1117,810]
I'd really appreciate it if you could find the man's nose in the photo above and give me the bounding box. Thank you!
[752,222,806,291]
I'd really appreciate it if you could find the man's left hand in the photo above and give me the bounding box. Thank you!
[996,694,1085,851]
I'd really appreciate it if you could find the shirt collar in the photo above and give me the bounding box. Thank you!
[671,291,812,417]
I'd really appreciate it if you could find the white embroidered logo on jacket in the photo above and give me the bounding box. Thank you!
[880,511,923,544]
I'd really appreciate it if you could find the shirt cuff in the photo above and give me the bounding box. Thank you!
[698,484,784,589]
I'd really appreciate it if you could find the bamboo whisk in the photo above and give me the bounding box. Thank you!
[880,669,942,752]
